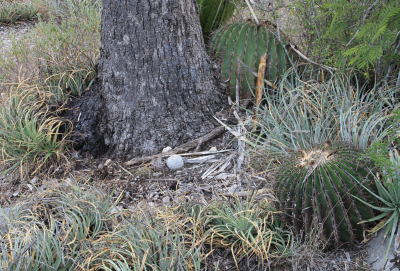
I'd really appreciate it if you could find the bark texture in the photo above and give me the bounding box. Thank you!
[98,0,225,160]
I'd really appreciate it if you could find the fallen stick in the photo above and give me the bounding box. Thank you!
[125,126,226,166]
[253,53,267,129]
[219,188,270,198]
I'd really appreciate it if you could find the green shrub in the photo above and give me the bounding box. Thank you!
[0,0,38,24]
[0,0,100,98]
[284,0,400,78]
[38,0,101,19]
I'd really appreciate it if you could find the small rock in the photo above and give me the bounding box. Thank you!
[105,159,112,166]
[209,147,217,152]
[63,178,75,187]
[215,173,235,179]
[110,206,123,213]
[30,177,38,185]
[162,146,172,153]
[12,192,19,197]
[366,228,400,270]
[151,157,164,169]
[229,184,238,194]
[167,155,184,170]
[162,196,170,204]
[98,163,103,170]
[153,172,162,177]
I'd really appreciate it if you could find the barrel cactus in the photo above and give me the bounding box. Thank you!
[208,21,294,99]
[276,141,379,246]
[197,0,239,40]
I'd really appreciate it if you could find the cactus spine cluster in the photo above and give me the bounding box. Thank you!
[208,21,291,99]
[276,141,378,246]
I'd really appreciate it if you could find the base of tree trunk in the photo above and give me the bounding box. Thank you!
[62,78,228,160]
[96,0,227,160]
[61,80,107,157]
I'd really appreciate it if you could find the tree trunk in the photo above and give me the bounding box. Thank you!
[98,0,226,160]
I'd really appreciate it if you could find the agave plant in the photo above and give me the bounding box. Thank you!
[0,87,71,177]
[204,197,292,262]
[208,21,294,98]
[0,181,204,271]
[196,0,240,40]
[249,71,398,158]
[353,177,400,268]
[276,140,379,246]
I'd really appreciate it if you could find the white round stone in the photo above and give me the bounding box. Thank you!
[166,155,184,170]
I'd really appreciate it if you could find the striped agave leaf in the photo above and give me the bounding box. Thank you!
[196,0,238,40]
[208,21,294,99]
[276,141,379,246]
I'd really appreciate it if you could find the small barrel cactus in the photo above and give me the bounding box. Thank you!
[208,21,294,99]
[275,141,378,246]
[196,0,238,40]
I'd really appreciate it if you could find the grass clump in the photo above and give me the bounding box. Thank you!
[0,0,101,97]
[364,109,400,183]
[249,69,399,160]
[0,0,100,175]
[0,86,70,177]
[200,197,292,268]
[0,182,204,270]
[0,0,38,24]
[0,180,293,270]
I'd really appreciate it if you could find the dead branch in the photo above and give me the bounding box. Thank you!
[236,58,276,89]
[125,126,226,166]
[253,53,267,127]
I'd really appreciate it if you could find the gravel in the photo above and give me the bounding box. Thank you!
[0,21,35,58]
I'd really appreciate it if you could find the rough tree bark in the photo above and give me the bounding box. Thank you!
[97,0,226,160]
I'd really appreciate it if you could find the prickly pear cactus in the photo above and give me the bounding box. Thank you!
[196,0,238,40]
[276,141,378,246]
[208,21,293,99]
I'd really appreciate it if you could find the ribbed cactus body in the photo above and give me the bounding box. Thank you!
[196,0,237,40]
[208,21,291,99]
[276,141,378,246]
